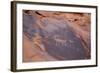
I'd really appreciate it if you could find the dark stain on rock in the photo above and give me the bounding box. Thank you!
[39,18,87,60]
[23,13,37,40]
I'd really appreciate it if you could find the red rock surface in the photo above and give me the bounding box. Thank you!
[23,10,91,62]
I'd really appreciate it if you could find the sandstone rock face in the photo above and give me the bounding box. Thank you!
[23,10,91,62]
